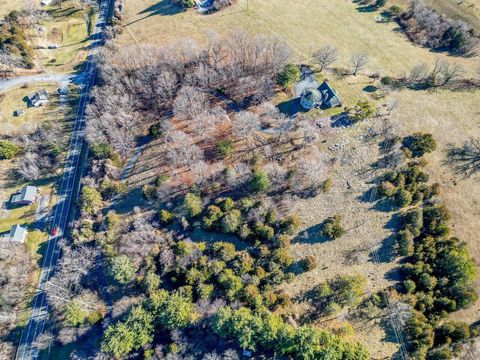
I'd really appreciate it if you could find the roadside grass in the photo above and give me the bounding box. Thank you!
[0,83,62,136]
[36,1,98,73]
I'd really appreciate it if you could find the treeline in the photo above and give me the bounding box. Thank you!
[399,0,479,55]
[0,11,35,69]
[170,0,237,12]
[377,134,478,359]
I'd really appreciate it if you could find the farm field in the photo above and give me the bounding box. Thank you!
[36,2,97,73]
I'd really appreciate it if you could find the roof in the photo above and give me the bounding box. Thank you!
[318,81,340,105]
[8,225,27,243]
[28,89,49,103]
[12,186,37,203]
[301,87,323,103]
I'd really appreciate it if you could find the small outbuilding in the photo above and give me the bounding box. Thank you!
[11,186,39,205]
[15,108,25,117]
[300,81,341,110]
[6,225,27,244]
[27,89,49,107]
[41,0,53,6]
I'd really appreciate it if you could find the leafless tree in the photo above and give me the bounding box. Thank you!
[263,162,288,192]
[173,86,209,120]
[437,59,464,87]
[446,138,480,177]
[232,111,260,144]
[17,152,42,180]
[33,331,54,350]
[291,148,330,193]
[313,45,339,72]
[165,130,205,169]
[407,63,428,87]
[0,50,22,79]
[350,51,369,76]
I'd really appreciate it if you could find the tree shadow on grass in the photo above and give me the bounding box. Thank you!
[370,213,402,263]
[126,0,185,26]
[294,222,331,244]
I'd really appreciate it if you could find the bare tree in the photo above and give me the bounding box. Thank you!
[313,45,339,72]
[173,86,209,120]
[446,138,480,177]
[407,63,428,87]
[232,111,260,144]
[437,59,464,86]
[0,50,22,79]
[165,131,205,169]
[350,51,369,76]
[33,332,54,350]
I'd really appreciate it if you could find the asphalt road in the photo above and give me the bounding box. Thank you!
[14,0,113,359]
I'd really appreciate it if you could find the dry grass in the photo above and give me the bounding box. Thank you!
[120,0,478,76]
[0,83,62,136]
[0,0,26,18]
[35,2,97,73]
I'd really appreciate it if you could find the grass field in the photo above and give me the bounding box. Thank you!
[0,0,26,18]
[36,2,97,73]
[120,0,479,77]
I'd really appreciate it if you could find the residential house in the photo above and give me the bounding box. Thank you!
[300,81,341,110]
[11,185,39,205]
[27,89,49,107]
[4,225,28,244]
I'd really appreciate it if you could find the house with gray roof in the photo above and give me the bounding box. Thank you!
[300,81,341,110]
[5,225,27,244]
[27,89,49,107]
[11,186,39,205]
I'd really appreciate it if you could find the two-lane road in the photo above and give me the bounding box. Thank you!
[15,0,113,359]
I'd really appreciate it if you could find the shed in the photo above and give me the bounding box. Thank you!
[15,108,25,117]
[41,0,52,6]
[11,186,39,205]
[27,89,49,107]
[7,225,27,244]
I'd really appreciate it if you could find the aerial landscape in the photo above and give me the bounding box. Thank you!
[1,0,480,359]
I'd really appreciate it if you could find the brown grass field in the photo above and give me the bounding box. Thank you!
[117,0,480,356]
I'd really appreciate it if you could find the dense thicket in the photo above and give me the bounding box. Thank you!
[0,11,35,68]
[399,0,479,55]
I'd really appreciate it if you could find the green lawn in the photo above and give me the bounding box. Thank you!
[37,1,98,73]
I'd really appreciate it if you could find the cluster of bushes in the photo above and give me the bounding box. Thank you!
[106,0,124,38]
[378,161,438,208]
[101,290,369,359]
[320,214,345,240]
[399,0,479,55]
[0,11,34,68]
[212,306,370,359]
[313,275,367,316]
[278,63,301,89]
[346,101,376,123]
[0,139,21,160]
[379,142,478,358]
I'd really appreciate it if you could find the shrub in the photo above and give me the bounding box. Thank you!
[395,189,413,208]
[184,193,202,217]
[100,179,127,200]
[80,186,103,216]
[159,209,175,225]
[250,170,270,193]
[349,101,375,123]
[91,142,113,160]
[280,214,301,235]
[221,209,242,233]
[142,185,157,200]
[321,214,345,240]
[403,133,436,158]
[216,140,235,157]
[378,181,396,197]
[212,242,236,262]
[397,229,414,256]
[300,256,318,271]
[404,208,423,237]
[381,76,394,85]
[110,255,136,285]
[278,63,301,88]
[403,279,417,294]
[219,197,235,211]
[322,177,333,192]
[0,139,20,159]
[149,123,163,138]
[254,222,275,241]
[202,205,223,229]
